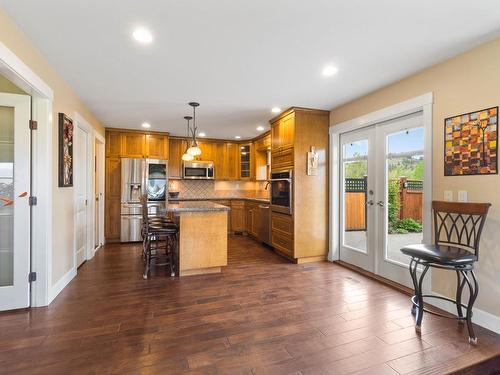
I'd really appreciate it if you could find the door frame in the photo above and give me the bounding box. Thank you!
[329,93,433,271]
[94,132,105,251]
[0,41,54,307]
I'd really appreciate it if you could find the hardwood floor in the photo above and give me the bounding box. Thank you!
[0,236,499,374]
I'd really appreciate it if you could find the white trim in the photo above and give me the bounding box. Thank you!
[30,98,53,307]
[0,41,54,308]
[48,266,76,304]
[329,92,433,263]
[74,112,95,264]
[94,132,105,249]
[430,292,500,334]
[0,41,53,100]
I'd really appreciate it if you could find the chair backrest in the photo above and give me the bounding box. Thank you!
[432,201,491,258]
[139,194,149,226]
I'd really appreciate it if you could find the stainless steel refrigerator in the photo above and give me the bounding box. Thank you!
[120,158,168,242]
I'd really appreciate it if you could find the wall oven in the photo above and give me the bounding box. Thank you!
[183,161,214,179]
[270,170,293,215]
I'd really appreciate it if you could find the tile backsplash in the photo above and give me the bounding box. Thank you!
[168,179,269,200]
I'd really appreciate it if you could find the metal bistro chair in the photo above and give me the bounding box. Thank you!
[401,201,491,345]
[140,195,178,279]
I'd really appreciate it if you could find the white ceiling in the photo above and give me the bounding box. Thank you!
[2,1,500,139]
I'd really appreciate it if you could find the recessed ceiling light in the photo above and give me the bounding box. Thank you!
[256,126,265,131]
[132,27,153,44]
[271,107,281,114]
[322,65,338,77]
[235,136,241,139]
[199,132,206,137]
[141,122,151,128]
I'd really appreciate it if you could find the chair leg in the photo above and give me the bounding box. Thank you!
[456,270,467,323]
[409,258,419,316]
[461,270,479,345]
[415,264,430,332]
[143,236,151,279]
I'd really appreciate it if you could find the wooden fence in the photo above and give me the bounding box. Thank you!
[345,177,422,231]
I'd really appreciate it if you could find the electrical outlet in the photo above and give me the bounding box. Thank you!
[444,191,453,202]
[458,190,468,202]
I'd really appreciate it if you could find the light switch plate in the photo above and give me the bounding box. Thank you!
[444,191,453,202]
[458,190,468,202]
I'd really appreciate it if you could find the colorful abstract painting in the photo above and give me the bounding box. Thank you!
[58,113,74,187]
[444,107,498,176]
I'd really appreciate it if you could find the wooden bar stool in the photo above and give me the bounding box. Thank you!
[140,195,178,279]
[400,201,491,344]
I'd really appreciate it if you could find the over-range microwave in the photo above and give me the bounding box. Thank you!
[183,161,215,180]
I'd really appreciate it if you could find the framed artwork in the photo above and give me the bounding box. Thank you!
[444,107,498,176]
[58,113,74,187]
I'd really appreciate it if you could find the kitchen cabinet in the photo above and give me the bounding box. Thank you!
[225,143,240,180]
[271,112,294,151]
[121,133,146,158]
[106,131,122,157]
[215,200,231,231]
[245,201,259,238]
[196,141,216,162]
[105,157,121,242]
[230,200,246,232]
[269,107,330,263]
[145,134,169,159]
[239,143,252,180]
[168,138,186,179]
[254,133,271,151]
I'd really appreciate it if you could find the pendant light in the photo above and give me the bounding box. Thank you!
[186,102,202,156]
[181,116,195,161]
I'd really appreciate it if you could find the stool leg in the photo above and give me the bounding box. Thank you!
[462,270,479,345]
[143,236,151,279]
[409,258,418,316]
[168,235,175,277]
[456,270,467,323]
[415,264,430,332]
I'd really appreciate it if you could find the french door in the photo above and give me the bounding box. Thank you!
[0,93,31,310]
[339,112,429,289]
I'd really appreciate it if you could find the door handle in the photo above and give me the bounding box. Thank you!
[377,201,385,207]
[365,200,374,206]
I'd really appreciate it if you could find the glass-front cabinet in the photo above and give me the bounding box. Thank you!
[240,144,251,179]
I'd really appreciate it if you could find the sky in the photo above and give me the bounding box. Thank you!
[343,127,424,158]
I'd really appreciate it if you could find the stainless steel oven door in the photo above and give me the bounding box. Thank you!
[270,177,292,215]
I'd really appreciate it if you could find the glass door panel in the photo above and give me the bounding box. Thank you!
[0,106,14,287]
[385,127,424,266]
[339,128,376,273]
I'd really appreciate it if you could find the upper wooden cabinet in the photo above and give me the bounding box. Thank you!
[169,138,186,179]
[106,131,122,157]
[254,133,271,151]
[121,133,146,158]
[145,134,169,159]
[105,129,170,160]
[224,143,240,180]
[271,112,295,151]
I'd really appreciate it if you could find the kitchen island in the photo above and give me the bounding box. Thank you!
[165,201,230,276]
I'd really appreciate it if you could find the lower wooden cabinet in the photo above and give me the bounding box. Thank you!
[245,201,259,238]
[230,200,246,232]
[105,157,121,242]
[271,212,294,257]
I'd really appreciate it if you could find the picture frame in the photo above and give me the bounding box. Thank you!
[58,113,74,187]
[444,107,498,176]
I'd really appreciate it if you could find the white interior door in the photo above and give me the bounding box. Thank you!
[339,112,430,290]
[339,127,376,272]
[74,125,89,268]
[0,93,31,311]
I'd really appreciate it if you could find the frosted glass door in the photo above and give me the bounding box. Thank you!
[0,93,31,311]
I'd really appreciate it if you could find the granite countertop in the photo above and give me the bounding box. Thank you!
[169,197,270,204]
[165,201,231,213]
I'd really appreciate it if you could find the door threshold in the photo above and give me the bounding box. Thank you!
[335,260,414,296]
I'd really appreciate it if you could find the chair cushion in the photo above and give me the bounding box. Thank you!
[400,244,477,265]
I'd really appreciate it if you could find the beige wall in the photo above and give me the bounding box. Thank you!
[0,8,105,285]
[330,37,500,316]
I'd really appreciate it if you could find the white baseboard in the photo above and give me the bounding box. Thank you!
[430,292,500,334]
[48,267,77,304]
